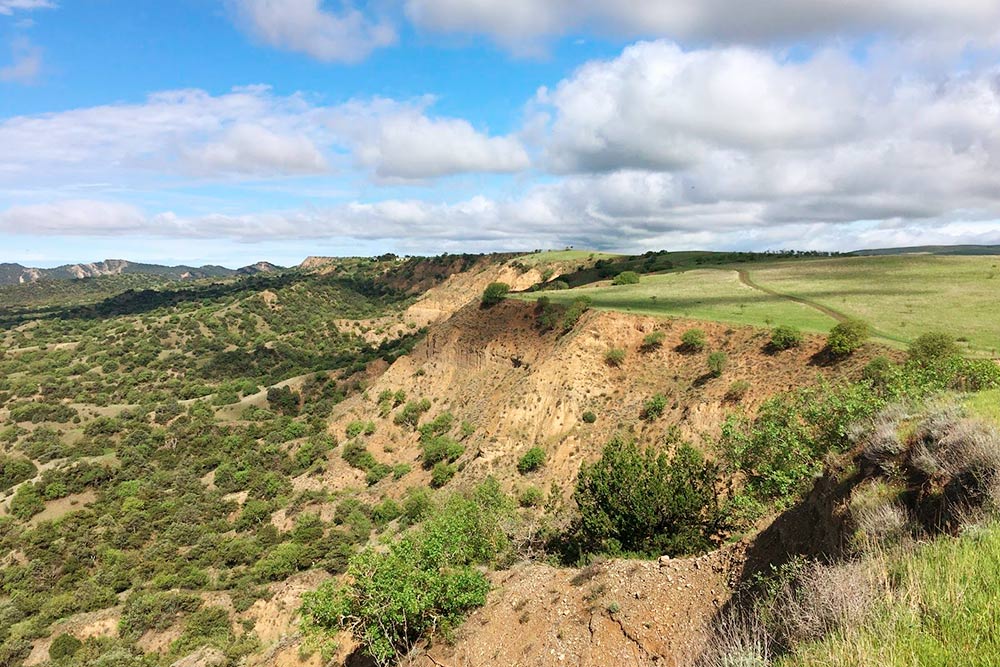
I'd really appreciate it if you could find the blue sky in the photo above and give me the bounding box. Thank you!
[2,1,1000,267]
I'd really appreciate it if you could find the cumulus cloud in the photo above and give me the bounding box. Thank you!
[405,0,1000,50]
[229,0,395,63]
[0,87,529,185]
[329,98,530,180]
[0,0,55,15]
[0,36,42,83]
[183,124,328,176]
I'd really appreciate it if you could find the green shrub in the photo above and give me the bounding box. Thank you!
[612,271,640,285]
[430,462,457,488]
[725,380,751,402]
[394,399,431,429]
[582,411,597,424]
[48,633,82,661]
[769,325,803,351]
[680,328,707,352]
[909,331,960,364]
[517,447,546,474]
[0,455,36,492]
[826,319,871,356]
[604,348,626,367]
[420,436,464,468]
[641,331,666,352]
[9,484,43,521]
[561,297,592,332]
[301,481,512,666]
[707,351,728,377]
[345,420,376,438]
[642,394,668,420]
[574,437,720,556]
[518,486,544,507]
[481,282,511,307]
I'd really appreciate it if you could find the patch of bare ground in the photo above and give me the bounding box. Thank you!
[29,489,96,525]
[424,546,745,667]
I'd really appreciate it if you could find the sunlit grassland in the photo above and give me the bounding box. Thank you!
[750,255,1000,354]
[778,523,1000,667]
[515,249,624,266]
[515,269,837,332]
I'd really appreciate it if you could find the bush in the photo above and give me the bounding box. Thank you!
[48,633,82,661]
[481,282,511,307]
[301,480,512,666]
[420,436,465,468]
[642,394,668,420]
[641,331,666,352]
[707,351,728,377]
[430,462,457,488]
[394,399,431,429]
[345,420,376,438]
[770,325,803,351]
[574,437,721,556]
[680,328,707,352]
[0,455,36,492]
[582,411,597,424]
[612,271,640,285]
[604,348,626,367]
[826,319,871,356]
[561,297,591,332]
[517,447,546,474]
[725,380,751,402]
[909,331,960,364]
[10,484,43,521]
[518,486,544,507]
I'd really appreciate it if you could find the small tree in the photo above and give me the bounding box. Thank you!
[680,328,707,352]
[707,351,728,377]
[826,319,871,356]
[49,634,83,661]
[481,282,511,307]
[769,325,803,351]
[909,331,960,364]
[574,437,720,556]
[612,271,640,285]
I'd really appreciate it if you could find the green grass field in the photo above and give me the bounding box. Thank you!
[517,268,837,331]
[748,256,1000,353]
[515,249,624,266]
[519,255,1000,354]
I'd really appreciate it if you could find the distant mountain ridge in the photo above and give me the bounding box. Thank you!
[0,259,281,286]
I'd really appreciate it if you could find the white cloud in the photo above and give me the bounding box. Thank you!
[329,98,530,180]
[0,87,528,186]
[0,36,42,83]
[229,0,396,63]
[0,0,55,15]
[405,0,1000,50]
[182,123,328,176]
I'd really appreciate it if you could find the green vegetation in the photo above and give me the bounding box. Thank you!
[640,330,666,351]
[680,328,707,352]
[826,319,871,356]
[769,325,803,350]
[642,393,668,420]
[582,410,597,424]
[604,347,626,367]
[301,480,513,666]
[707,351,728,377]
[573,437,720,557]
[481,282,510,307]
[612,271,640,285]
[517,447,546,474]
[908,330,959,364]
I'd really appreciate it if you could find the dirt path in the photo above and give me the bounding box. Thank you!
[736,269,850,323]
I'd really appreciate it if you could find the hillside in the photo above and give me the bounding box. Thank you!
[0,259,284,286]
[0,251,997,667]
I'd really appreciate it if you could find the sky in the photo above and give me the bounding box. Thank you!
[2,1,1000,267]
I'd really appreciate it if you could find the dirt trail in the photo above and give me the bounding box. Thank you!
[735,269,849,323]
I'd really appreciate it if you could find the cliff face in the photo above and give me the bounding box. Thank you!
[0,259,237,285]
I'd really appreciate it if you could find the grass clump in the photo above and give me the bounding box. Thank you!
[680,328,707,352]
[707,351,728,378]
[604,347,626,367]
[642,393,668,421]
[640,330,666,352]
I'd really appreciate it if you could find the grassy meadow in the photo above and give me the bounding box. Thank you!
[519,254,1000,354]
[516,268,838,331]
